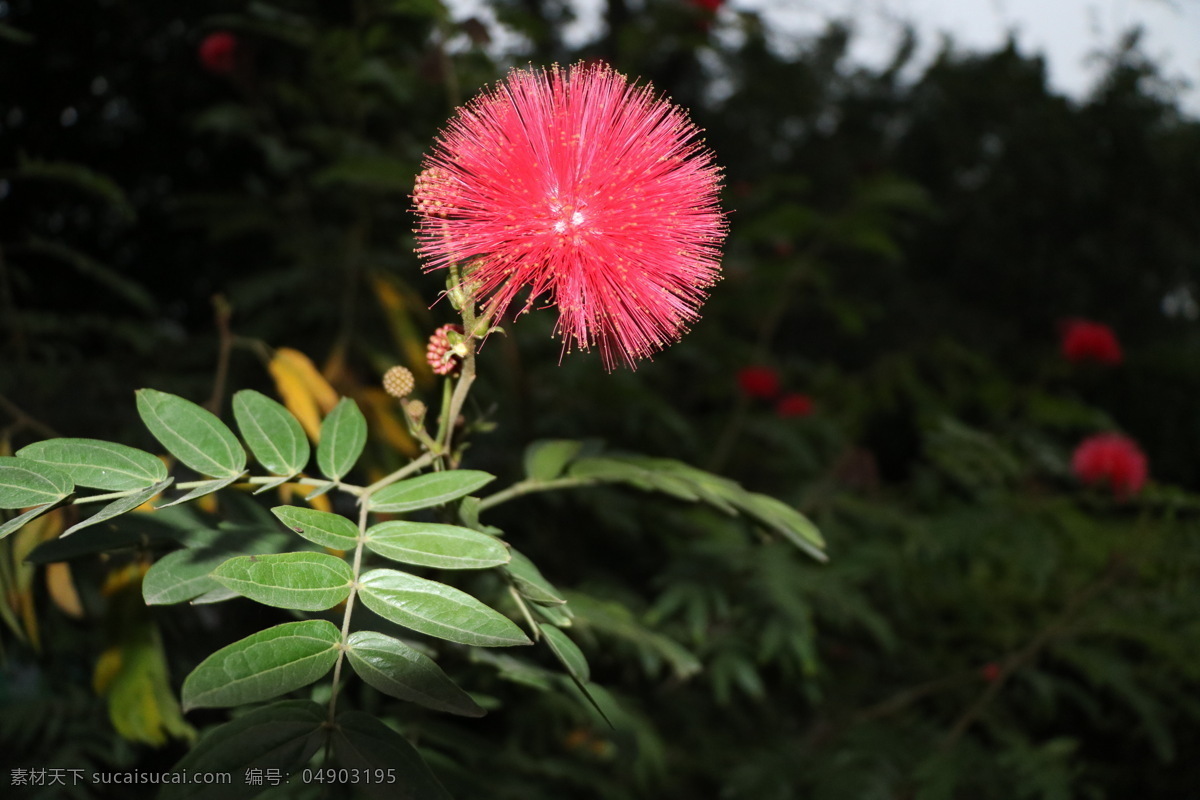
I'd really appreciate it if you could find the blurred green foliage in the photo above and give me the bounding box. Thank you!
[3,0,1200,797]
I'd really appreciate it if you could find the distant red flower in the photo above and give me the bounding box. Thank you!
[1072,433,1148,498]
[412,62,727,370]
[980,662,1002,683]
[737,366,780,399]
[776,393,814,418]
[198,32,238,76]
[690,0,724,12]
[1060,319,1122,365]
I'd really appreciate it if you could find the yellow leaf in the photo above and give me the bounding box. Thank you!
[360,387,419,457]
[94,645,124,694]
[269,348,339,442]
[47,561,84,618]
[371,274,435,387]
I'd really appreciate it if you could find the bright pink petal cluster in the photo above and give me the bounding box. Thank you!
[427,324,465,376]
[1061,319,1122,365]
[412,62,727,370]
[198,32,238,76]
[1071,432,1147,498]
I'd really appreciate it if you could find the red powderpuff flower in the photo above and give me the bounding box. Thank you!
[776,393,814,418]
[198,32,238,76]
[1061,319,1122,365]
[737,366,780,399]
[1072,433,1148,498]
[412,62,727,370]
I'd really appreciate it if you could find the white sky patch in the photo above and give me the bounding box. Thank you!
[443,0,1200,115]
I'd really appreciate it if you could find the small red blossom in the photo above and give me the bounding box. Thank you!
[980,662,1002,683]
[1072,433,1148,498]
[412,62,726,370]
[1060,319,1122,365]
[776,393,814,418]
[690,0,724,12]
[198,32,238,76]
[426,324,465,376]
[737,366,780,399]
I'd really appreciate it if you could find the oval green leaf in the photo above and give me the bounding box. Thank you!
[331,711,453,800]
[368,470,495,513]
[365,521,510,570]
[182,620,340,710]
[359,568,530,647]
[136,389,246,478]
[232,390,309,478]
[0,456,73,509]
[539,623,590,683]
[0,502,56,542]
[271,505,358,550]
[211,552,352,611]
[62,478,173,537]
[17,438,167,490]
[346,631,484,717]
[161,701,326,800]
[143,547,229,605]
[504,549,566,606]
[316,397,367,481]
[523,439,583,481]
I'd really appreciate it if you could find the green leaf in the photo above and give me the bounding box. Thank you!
[346,631,484,717]
[365,521,510,569]
[16,156,135,221]
[182,620,341,710]
[539,623,590,683]
[733,492,827,561]
[0,456,73,509]
[136,389,246,478]
[504,549,566,605]
[211,552,352,611]
[317,397,367,481]
[142,547,232,605]
[0,503,57,541]
[160,700,326,800]
[331,710,453,800]
[232,390,310,478]
[271,505,358,550]
[523,439,583,481]
[157,473,244,509]
[17,439,167,490]
[369,470,496,513]
[359,568,530,647]
[62,478,173,537]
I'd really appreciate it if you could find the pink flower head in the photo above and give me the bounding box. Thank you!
[427,324,465,376]
[737,366,780,399]
[1060,319,1122,365]
[198,32,238,76]
[1071,433,1148,498]
[776,392,814,418]
[412,62,727,370]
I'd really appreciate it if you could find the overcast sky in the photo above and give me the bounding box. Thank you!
[451,0,1200,115]
[742,0,1200,115]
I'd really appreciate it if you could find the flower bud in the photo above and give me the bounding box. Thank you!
[382,366,415,399]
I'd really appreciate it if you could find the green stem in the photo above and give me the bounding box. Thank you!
[476,476,597,513]
[360,451,436,496]
[326,499,371,729]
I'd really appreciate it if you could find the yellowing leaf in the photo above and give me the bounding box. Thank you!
[47,561,84,618]
[361,388,419,457]
[269,348,339,442]
[371,274,435,387]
